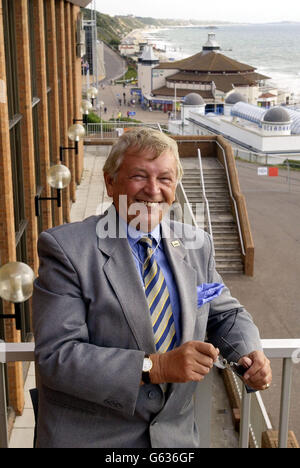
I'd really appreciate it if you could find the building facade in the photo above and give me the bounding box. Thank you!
[139,34,291,113]
[0,0,90,418]
[169,93,300,160]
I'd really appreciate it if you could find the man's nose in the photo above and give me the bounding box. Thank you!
[144,178,161,196]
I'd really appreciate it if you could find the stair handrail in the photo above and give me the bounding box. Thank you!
[176,181,198,227]
[214,141,246,256]
[197,149,215,256]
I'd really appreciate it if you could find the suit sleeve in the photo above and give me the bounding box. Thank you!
[204,233,263,361]
[33,231,144,416]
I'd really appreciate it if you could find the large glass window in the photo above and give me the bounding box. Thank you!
[28,0,44,235]
[1,0,30,341]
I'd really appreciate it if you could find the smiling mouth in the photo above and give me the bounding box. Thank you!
[135,200,163,208]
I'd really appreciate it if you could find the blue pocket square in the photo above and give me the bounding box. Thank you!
[197,283,224,307]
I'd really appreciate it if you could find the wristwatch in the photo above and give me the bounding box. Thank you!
[142,354,153,384]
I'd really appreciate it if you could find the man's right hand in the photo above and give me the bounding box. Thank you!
[149,341,219,384]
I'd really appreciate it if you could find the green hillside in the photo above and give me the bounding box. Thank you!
[82,9,145,46]
[81,9,228,47]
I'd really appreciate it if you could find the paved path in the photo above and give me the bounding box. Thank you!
[92,43,169,125]
[225,160,300,441]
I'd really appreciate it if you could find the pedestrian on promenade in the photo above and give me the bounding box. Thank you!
[33,128,272,448]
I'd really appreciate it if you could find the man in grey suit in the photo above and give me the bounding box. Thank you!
[33,128,272,448]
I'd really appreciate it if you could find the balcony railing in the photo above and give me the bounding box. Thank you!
[84,122,166,140]
[0,339,299,448]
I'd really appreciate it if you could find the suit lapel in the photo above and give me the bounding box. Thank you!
[95,207,199,352]
[161,221,197,345]
[96,208,156,354]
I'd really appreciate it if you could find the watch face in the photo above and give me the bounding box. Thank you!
[143,357,153,372]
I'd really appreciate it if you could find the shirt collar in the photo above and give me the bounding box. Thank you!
[119,216,161,249]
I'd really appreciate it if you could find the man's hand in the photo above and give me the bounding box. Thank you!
[149,341,219,384]
[238,350,272,391]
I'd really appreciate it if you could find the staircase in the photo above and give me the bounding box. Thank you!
[181,158,244,274]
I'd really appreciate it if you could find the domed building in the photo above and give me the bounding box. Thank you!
[225,92,247,105]
[261,107,292,135]
[168,98,300,157]
[181,93,206,123]
[184,93,206,106]
[224,91,247,116]
[140,33,271,113]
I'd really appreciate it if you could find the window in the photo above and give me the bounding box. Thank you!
[28,0,44,234]
[2,0,30,341]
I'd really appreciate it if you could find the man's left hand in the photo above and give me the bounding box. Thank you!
[238,350,272,391]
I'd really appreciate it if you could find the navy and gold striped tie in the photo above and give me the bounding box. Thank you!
[139,237,177,353]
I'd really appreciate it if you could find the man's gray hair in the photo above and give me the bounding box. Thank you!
[103,127,183,181]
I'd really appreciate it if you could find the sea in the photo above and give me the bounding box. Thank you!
[142,22,300,100]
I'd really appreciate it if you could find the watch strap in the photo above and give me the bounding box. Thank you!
[142,354,152,384]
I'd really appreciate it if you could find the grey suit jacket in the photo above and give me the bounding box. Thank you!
[33,206,262,448]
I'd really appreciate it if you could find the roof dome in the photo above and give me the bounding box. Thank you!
[225,92,247,105]
[262,106,291,123]
[184,93,205,106]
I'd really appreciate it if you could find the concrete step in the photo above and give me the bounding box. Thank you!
[203,172,226,178]
[191,207,232,214]
[209,209,232,215]
[215,251,242,260]
[192,207,232,215]
[189,190,230,201]
[215,258,244,266]
[213,232,240,240]
[214,244,241,251]
[215,266,244,274]
[185,187,229,194]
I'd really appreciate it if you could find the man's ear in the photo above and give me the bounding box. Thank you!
[104,172,114,197]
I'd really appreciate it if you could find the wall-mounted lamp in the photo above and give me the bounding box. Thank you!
[59,123,85,162]
[80,99,93,114]
[35,164,71,217]
[86,86,98,106]
[0,261,35,330]
[74,100,93,126]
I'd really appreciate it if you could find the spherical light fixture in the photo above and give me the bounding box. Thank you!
[35,164,71,216]
[68,123,86,142]
[0,262,35,303]
[47,164,71,190]
[87,86,98,100]
[80,99,93,114]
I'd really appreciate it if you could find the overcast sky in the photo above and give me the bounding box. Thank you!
[90,0,300,24]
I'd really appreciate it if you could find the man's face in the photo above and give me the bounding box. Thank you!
[104,148,178,232]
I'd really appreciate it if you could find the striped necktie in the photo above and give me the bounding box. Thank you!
[139,237,177,353]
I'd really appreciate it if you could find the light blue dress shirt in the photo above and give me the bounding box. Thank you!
[119,218,182,346]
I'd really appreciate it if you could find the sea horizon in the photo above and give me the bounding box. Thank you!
[139,22,300,100]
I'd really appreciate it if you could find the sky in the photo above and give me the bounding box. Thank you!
[90,0,300,24]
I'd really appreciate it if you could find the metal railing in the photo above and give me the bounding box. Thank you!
[0,342,35,448]
[85,122,166,140]
[173,138,246,257]
[197,149,215,256]
[214,139,246,256]
[1,339,299,448]
[239,339,300,448]
[175,182,198,228]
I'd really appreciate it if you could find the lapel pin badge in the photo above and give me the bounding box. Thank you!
[171,240,181,248]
